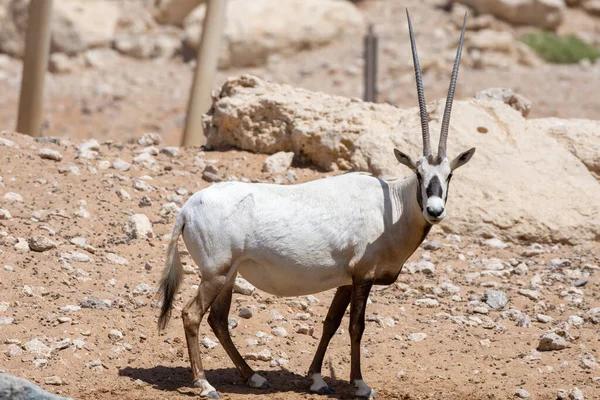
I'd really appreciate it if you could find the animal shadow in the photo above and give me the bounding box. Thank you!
[119,365,357,398]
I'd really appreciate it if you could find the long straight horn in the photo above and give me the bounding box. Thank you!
[406,9,431,157]
[438,12,467,158]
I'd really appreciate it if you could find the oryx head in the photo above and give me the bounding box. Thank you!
[394,9,476,225]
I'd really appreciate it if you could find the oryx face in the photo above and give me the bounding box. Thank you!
[394,149,475,224]
[396,9,476,225]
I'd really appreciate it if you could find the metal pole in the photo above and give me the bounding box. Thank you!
[16,0,53,137]
[182,0,227,147]
[363,24,378,103]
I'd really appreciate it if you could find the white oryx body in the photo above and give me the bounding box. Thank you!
[157,9,475,399]
[179,173,427,298]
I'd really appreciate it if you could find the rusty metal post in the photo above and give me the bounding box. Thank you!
[182,0,227,147]
[363,24,378,103]
[16,0,53,137]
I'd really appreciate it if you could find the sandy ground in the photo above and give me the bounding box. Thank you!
[0,131,599,400]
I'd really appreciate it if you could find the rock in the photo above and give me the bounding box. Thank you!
[106,253,128,265]
[454,0,565,29]
[514,388,530,398]
[484,290,508,310]
[537,332,567,351]
[161,147,180,157]
[536,314,553,323]
[407,333,427,342]
[263,152,294,173]
[4,192,23,202]
[582,0,600,15]
[108,329,123,341]
[201,337,218,349]
[239,308,253,319]
[28,236,57,252]
[44,376,63,386]
[184,0,364,68]
[38,148,63,162]
[233,276,255,295]
[245,348,272,362]
[547,119,600,181]
[14,238,29,252]
[133,179,154,192]
[139,195,152,207]
[112,159,131,171]
[423,239,441,251]
[202,171,222,183]
[0,209,12,219]
[84,48,120,69]
[567,315,584,328]
[0,373,71,400]
[49,53,77,74]
[569,387,584,400]
[137,132,162,147]
[518,289,540,301]
[124,214,153,239]
[24,338,52,357]
[61,251,92,263]
[271,327,287,337]
[573,279,588,287]
[51,0,120,55]
[415,298,440,308]
[483,238,508,249]
[476,88,532,117]
[154,0,205,25]
[203,75,600,244]
[80,297,112,310]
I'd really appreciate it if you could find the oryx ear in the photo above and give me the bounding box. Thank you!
[450,147,476,171]
[394,148,417,172]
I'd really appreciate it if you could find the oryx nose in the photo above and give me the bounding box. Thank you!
[427,206,444,218]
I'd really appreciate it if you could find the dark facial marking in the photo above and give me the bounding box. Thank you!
[426,175,443,198]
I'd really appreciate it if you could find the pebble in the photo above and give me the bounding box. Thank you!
[80,297,112,310]
[0,209,12,219]
[423,239,441,251]
[569,387,584,400]
[239,308,253,319]
[516,315,532,328]
[484,290,508,310]
[513,263,529,275]
[0,317,14,325]
[112,159,131,171]
[201,337,218,349]
[106,253,128,265]
[567,315,584,328]
[28,235,57,252]
[138,132,162,147]
[245,348,272,361]
[271,327,287,337]
[61,252,92,263]
[14,238,29,252]
[161,147,180,157]
[535,314,553,323]
[233,276,255,295]
[38,148,63,161]
[132,179,154,192]
[537,332,567,351]
[24,338,52,357]
[228,318,238,329]
[407,333,427,342]
[124,214,154,239]
[109,329,123,341]
[414,298,440,308]
[202,171,222,183]
[3,192,23,202]
[262,151,294,173]
[5,344,22,357]
[295,312,311,320]
[483,238,508,249]
[573,279,588,288]
[139,195,152,207]
[518,289,540,301]
[296,324,314,335]
[44,376,63,386]
[514,388,530,398]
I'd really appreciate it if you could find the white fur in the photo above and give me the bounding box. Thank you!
[179,173,429,297]
[310,373,329,392]
[194,379,217,397]
[248,373,268,388]
[354,379,375,397]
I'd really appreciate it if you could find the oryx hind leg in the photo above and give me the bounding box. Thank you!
[349,279,376,398]
[182,274,229,398]
[308,285,352,395]
[207,277,269,390]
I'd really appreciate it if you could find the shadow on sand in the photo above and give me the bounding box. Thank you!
[119,365,358,398]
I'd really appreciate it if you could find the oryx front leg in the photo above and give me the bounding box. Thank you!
[349,279,375,398]
[182,275,227,399]
[308,285,352,395]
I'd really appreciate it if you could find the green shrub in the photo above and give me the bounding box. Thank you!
[521,31,600,64]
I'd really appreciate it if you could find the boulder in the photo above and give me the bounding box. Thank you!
[184,0,365,68]
[455,0,566,30]
[582,0,600,15]
[0,373,71,400]
[0,0,120,58]
[154,0,205,26]
[203,75,600,244]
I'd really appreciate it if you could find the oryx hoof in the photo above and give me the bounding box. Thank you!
[312,386,335,395]
[194,379,220,398]
[247,373,270,389]
[204,391,220,399]
[354,380,376,398]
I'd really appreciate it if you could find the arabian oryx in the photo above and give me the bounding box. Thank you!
[158,9,475,399]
